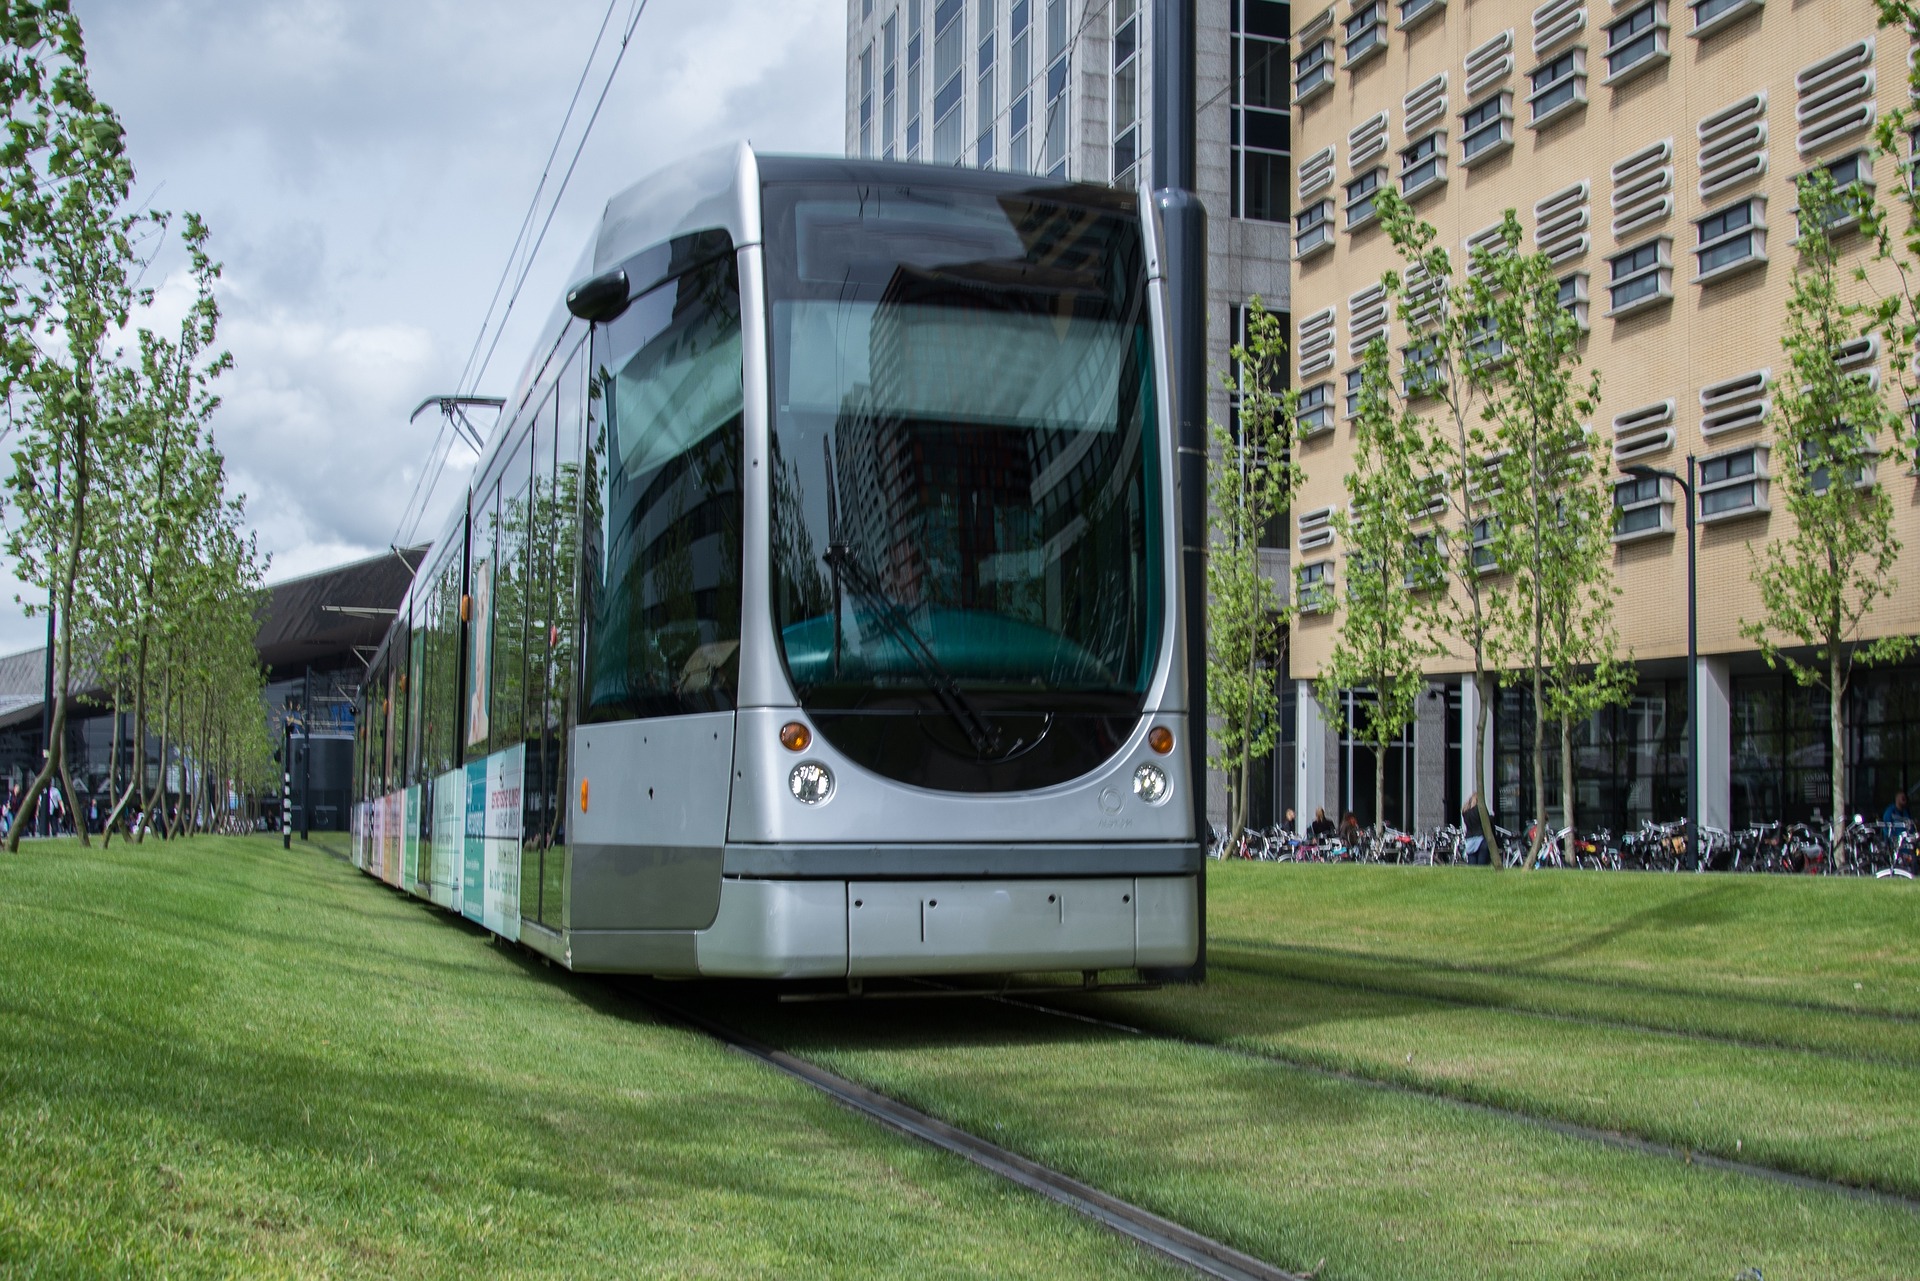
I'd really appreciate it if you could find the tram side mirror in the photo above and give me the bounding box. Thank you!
[566,268,630,322]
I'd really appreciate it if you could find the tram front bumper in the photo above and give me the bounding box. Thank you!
[690,872,1199,979]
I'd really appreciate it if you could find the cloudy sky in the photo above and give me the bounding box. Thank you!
[0,0,844,653]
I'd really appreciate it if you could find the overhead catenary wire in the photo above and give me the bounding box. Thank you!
[393,0,651,552]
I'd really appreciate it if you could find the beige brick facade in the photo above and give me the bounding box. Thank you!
[1286,0,1916,683]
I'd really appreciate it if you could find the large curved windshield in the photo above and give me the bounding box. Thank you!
[763,175,1160,791]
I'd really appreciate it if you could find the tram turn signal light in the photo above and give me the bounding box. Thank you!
[779,722,812,752]
[1148,726,1174,755]
[579,779,589,813]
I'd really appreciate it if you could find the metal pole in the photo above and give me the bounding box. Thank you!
[300,666,312,841]
[282,719,292,850]
[1154,0,1206,980]
[1685,454,1699,869]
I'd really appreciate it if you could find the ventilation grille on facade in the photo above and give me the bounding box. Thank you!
[1699,369,1770,437]
[1299,146,1338,198]
[1404,261,1446,326]
[1534,181,1591,262]
[1611,399,1676,463]
[1297,505,1337,552]
[1463,222,1510,275]
[1299,307,1338,378]
[1350,111,1391,167]
[1404,74,1449,136]
[1610,140,1674,238]
[1348,285,1390,358]
[1465,30,1516,99]
[1697,93,1768,201]
[1531,0,1586,54]
[1796,40,1876,155]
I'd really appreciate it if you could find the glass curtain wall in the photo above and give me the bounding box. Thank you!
[1337,687,1413,828]
[1731,665,1920,826]
[1230,0,1290,223]
[1494,680,1687,833]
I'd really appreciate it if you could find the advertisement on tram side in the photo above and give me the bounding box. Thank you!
[433,770,462,912]
[484,744,523,942]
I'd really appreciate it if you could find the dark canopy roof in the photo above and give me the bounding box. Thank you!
[254,547,425,678]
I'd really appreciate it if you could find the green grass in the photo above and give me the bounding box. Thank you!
[0,835,1176,1279]
[1027,863,1920,1199]
[719,990,1920,1281]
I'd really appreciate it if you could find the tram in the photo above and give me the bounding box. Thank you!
[350,144,1200,978]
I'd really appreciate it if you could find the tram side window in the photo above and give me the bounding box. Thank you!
[467,484,499,756]
[491,433,533,751]
[407,600,426,786]
[432,549,462,776]
[584,249,744,722]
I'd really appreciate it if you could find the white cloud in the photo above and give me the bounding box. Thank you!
[0,0,845,655]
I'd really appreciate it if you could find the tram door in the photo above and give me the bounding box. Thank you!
[570,240,745,933]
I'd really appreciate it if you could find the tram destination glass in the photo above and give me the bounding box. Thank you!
[762,172,1161,792]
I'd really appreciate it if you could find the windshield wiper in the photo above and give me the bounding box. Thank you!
[821,437,1003,758]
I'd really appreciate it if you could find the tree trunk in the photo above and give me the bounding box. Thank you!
[1830,650,1848,868]
[1524,669,1547,869]
[1473,670,1499,866]
[1560,716,1577,864]
[1373,740,1387,842]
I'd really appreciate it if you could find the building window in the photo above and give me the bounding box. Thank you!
[1528,48,1586,125]
[1797,151,1875,236]
[1008,0,1030,173]
[1604,1,1668,84]
[1691,0,1760,39]
[977,2,997,168]
[1042,0,1068,177]
[1731,672,1831,828]
[859,43,874,157]
[1231,0,1291,223]
[1468,515,1498,573]
[1112,0,1141,185]
[1606,238,1672,316]
[1299,381,1335,436]
[1497,681,1688,835]
[1295,37,1334,103]
[1557,272,1591,330]
[1345,166,1385,228]
[1612,475,1674,541]
[1400,132,1446,197]
[1694,197,1766,282]
[1343,367,1366,418]
[1402,339,1443,397]
[1460,94,1513,164]
[933,0,965,163]
[1464,313,1507,368]
[1697,445,1768,520]
[1296,198,1335,257]
[1297,560,1335,613]
[882,16,899,159]
[1399,0,1444,30]
[906,0,924,159]
[1344,1,1388,67]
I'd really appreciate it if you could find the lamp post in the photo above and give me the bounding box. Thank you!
[1624,457,1698,867]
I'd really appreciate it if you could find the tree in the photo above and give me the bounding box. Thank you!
[1472,212,1625,866]
[1739,169,1914,861]
[1867,1,1920,473]
[1314,333,1441,836]
[1,1,152,848]
[1207,298,1302,835]
[1371,188,1511,858]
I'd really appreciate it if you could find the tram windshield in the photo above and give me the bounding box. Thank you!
[762,175,1161,791]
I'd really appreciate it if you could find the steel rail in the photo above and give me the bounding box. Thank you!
[634,989,1305,1281]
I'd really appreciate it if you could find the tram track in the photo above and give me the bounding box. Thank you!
[990,989,1920,1216]
[630,985,1307,1281]
[1204,955,1920,1070]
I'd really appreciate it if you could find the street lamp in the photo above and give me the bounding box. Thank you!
[1624,457,1698,868]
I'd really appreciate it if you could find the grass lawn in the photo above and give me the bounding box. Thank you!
[1034,864,1920,1199]
[0,835,1176,1279]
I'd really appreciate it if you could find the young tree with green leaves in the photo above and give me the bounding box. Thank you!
[1867,1,1920,472]
[1372,187,1512,858]
[1472,212,1626,866]
[1,1,156,849]
[1207,298,1301,836]
[1739,170,1913,861]
[1315,334,1441,836]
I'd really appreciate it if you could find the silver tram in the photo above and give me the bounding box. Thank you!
[350,144,1200,979]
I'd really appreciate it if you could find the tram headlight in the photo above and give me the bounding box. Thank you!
[789,761,834,805]
[1132,762,1170,805]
